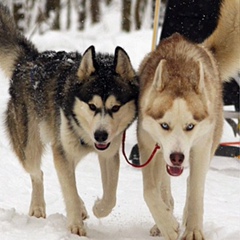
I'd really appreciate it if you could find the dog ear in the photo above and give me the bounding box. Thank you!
[153,59,167,91]
[77,45,96,80]
[114,46,135,80]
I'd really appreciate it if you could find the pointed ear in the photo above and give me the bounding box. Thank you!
[197,61,205,93]
[77,45,96,80]
[153,59,167,91]
[114,46,135,79]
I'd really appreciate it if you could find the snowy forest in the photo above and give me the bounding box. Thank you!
[1,0,166,35]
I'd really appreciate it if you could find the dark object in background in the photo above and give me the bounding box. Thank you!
[223,79,239,112]
[160,0,222,43]
[215,145,240,158]
[129,144,140,166]
[223,79,239,136]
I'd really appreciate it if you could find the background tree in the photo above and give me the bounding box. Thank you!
[122,0,131,32]
[135,0,147,30]
[105,0,113,5]
[90,0,100,24]
[45,0,60,30]
[77,0,86,30]
[6,0,161,33]
[66,0,71,30]
[13,0,25,31]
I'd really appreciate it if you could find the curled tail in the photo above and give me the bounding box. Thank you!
[203,0,240,81]
[0,4,38,78]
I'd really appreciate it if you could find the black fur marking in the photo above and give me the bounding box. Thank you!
[72,113,80,127]
[76,52,138,105]
[80,138,86,146]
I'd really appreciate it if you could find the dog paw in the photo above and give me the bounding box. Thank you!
[29,206,46,218]
[92,198,116,218]
[68,223,86,236]
[181,229,205,240]
[150,224,161,236]
[151,217,179,240]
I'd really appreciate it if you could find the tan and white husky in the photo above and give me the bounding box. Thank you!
[137,0,240,239]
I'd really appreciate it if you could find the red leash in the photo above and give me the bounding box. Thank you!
[121,131,160,168]
[122,132,240,166]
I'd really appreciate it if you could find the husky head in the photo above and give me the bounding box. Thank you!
[140,36,218,176]
[62,46,138,152]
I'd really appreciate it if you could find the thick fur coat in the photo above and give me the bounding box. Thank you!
[0,3,138,236]
[137,0,240,239]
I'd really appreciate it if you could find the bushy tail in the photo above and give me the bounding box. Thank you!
[0,3,38,78]
[203,0,240,81]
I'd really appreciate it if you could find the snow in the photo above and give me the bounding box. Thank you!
[0,3,240,240]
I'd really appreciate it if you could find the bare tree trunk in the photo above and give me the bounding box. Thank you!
[135,0,147,30]
[25,0,33,30]
[91,0,100,24]
[13,1,25,31]
[122,0,131,32]
[105,0,113,5]
[78,0,86,30]
[45,0,61,30]
[66,0,71,29]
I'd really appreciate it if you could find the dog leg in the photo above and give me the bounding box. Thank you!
[29,171,46,218]
[182,143,211,240]
[93,153,120,218]
[142,151,179,240]
[52,144,87,236]
[24,137,46,219]
[182,176,189,227]
[6,107,46,219]
[149,156,174,238]
[160,167,174,211]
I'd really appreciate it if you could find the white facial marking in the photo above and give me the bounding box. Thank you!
[72,95,136,144]
[143,98,206,167]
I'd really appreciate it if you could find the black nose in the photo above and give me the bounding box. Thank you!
[94,130,108,142]
[170,152,185,166]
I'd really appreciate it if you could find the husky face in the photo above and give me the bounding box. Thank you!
[61,46,138,152]
[141,58,213,176]
[73,94,136,151]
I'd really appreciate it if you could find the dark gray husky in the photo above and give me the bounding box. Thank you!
[0,4,138,236]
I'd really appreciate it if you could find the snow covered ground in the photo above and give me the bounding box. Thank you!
[0,3,240,240]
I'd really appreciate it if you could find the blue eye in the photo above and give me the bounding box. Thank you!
[186,123,195,131]
[160,123,170,130]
